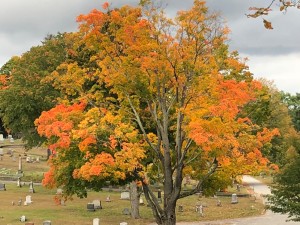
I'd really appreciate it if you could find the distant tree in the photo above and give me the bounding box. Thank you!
[0,33,67,147]
[281,92,300,132]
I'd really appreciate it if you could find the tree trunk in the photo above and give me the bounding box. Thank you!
[130,181,140,219]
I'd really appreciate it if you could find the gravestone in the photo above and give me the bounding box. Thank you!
[120,223,128,225]
[157,189,162,203]
[0,183,6,191]
[36,156,40,163]
[17,177,22,187]
[43,220,51,225]
[120,191,130,200]
[18,156,23,174]
[92,200,102,209]
[0,148,3,156]
[10,137,14,143]
[25,195,32,205]
[231,193,238,204]
[139,197,144,205]
[216,199,222,207]
[93,218,100,225]
[0,134,4,142]
[106,195,111,202]
[122,208,131,215]
[18,198,22,206]
[56,188,63,195]
[26,156,31,163]
[87,203,95,212]
[29,181,35,193]
[20,215,26,222]
[178,205,183,212]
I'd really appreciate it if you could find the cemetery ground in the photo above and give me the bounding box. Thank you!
[0,141,266,225]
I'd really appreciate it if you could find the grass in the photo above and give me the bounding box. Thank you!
[0,184,265,225]
[0,140,266,225]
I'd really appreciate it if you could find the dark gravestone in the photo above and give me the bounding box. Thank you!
[157,189,162,203]
[0,183,6,191]
[43,221,51,225]
[122,208,131,215]
[87,203,95,212]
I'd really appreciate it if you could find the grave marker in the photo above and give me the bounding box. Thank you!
[29,181,35,193]
[120,191,130,200]
[20,215,26,222]
[0,183,6,191]
[231,193,238,204]
[43,221,52,225]
[92,200,102,209]
[93,218,100,225]
[87,203,95,212]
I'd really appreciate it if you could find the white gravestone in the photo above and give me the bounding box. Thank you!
[231,193,238,204]
[20,215,26,222]
[93,218,100,225]
[0,134,4,142]
[25,195,32,205]
[92,199,101,209]
[120,222,128,225]
[120,191,130,200]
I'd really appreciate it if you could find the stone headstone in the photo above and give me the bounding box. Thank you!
[10,137,14,143]
[93,218,100,225]
[0,134,4,142]
[0,148,3,156]
[17,177,22,187]
[106,195,111,202]
[231,193,238,204]
[120,191,130,200]
[120,223,128,225]
[87,203,95,212]
[178,205,183,212]
[139,197,144,205]
[122,208,131,215]
[36,156,40,163]
[0,183,6,191]
[29,181,35,193]
[157,189,162,203]
[216,199,222,207]
[92,200,102,209]
[8,134,12,139]
[26,156,31,163]
[25,195,32,205]
[18,198,22,206]
[20,215,26,222]
[56,188,63,195]
[43,221,51,225]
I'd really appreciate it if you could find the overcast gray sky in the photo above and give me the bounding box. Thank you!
[0,0,299,94]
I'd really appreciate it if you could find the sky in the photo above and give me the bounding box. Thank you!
[0,0,299,94]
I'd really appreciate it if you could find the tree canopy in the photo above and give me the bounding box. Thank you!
[32,2,281,225]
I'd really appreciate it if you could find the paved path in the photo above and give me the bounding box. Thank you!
[150,176,300,225]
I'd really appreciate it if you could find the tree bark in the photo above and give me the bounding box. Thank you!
[130,181,140,219]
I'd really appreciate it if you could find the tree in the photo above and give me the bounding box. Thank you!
[268,155,300,221]
[35,2,278,225]
[247,0,300,29]
[0,34,68,147]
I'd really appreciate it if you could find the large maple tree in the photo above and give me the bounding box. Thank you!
[35,1,279,224]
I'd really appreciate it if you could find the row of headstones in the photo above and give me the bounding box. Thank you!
[0,180,35,192]
[0,134,14,142]
[19,218,128,225]
[92,218,127,225]
[19,216,51,225]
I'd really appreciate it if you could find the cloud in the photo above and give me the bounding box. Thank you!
[0,0,298,93]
